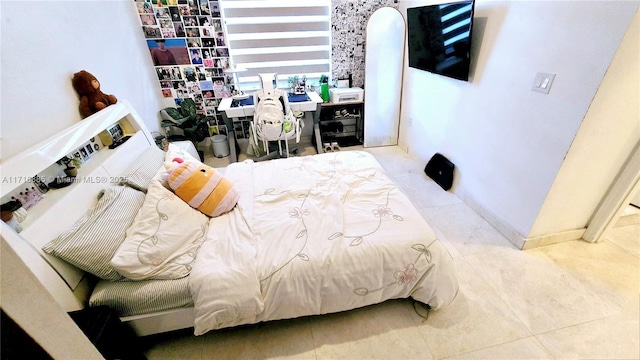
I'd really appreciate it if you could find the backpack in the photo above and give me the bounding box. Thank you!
[255,89,286,125]
[254,89,287,139]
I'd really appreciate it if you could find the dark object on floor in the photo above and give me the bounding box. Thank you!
[47,176,76,189]
[69,306,147,360]
[425,153,455,191]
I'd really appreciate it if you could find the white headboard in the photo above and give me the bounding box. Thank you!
[0,100,156,311]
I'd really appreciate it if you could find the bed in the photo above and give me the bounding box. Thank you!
[0,100,458,336]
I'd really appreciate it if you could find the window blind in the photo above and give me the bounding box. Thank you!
[220,0,332,91]
[439,3,473,54]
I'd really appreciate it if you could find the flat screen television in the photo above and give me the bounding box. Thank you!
[407,1,475,81]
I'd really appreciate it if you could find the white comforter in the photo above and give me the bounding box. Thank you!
[189,151,458,335]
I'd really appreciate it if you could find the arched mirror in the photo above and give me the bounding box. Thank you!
[364,7,405,147]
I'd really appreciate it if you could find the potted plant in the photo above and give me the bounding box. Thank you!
[287,75,299,93]
[160,98,212,160]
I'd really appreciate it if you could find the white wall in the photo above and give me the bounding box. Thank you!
[0,0,165,353]
[0,0,164,161]
[531,9,640,236]
[397,0,639,239]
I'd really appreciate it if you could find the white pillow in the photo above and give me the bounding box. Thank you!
[153,143,203,189]
[164,142,200,168]
[110,179,209,280]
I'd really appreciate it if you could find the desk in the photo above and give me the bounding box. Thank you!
[218,92,323,162]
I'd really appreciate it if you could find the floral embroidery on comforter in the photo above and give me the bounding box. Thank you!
[189,151,458,335]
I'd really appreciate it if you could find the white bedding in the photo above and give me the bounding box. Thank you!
[190,151,459,335]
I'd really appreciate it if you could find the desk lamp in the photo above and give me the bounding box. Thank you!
[224,63,248,99]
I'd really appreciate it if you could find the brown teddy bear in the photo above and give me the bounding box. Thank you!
[71,70,118,118]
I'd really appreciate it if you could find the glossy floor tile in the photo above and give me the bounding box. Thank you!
[535,305,639,360]
[407,257,532,359]
[464,243,630,334]
[143,329,203,360]
[145,146,640,360]
[200,317,317,360]
[443,337,552,360]
[310,300,433,360]
[605,222,640,258]
[421,203,517,256]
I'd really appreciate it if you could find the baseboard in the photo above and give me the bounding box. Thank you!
[454,188,526,249]
[455,188,586,250]
[521,228,586,250]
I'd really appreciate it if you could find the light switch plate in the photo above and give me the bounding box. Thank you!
[532,72,556,94]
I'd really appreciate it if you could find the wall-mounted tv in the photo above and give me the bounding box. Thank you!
[407,0,475,81]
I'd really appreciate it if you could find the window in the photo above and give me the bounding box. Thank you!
[439,2,473,54]
[220,0,332,91]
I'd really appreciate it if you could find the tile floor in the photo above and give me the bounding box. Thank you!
[144,142,639,360]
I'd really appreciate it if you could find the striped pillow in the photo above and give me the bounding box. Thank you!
[168,161,239,217]
[89,277,193,317]
[42,186,145,281]
[120,145,166,192]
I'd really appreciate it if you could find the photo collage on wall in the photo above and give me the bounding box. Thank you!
[135,0,231,136]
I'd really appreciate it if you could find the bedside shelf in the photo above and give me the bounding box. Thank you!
[17,131,147,233]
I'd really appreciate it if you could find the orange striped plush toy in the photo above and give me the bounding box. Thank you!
[168,161,239,217]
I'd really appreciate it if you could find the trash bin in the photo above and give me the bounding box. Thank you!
[211,134,230,158]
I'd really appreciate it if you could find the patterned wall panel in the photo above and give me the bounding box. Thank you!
[331,0,399,88]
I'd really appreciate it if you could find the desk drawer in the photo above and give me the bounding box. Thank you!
[224,107,246,118]
[290,102,317,112]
